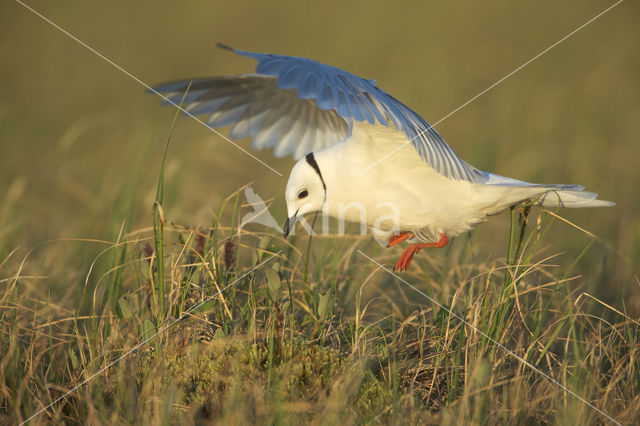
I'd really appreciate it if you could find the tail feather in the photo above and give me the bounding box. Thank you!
[484,173,615,209]
[537,189,615,208]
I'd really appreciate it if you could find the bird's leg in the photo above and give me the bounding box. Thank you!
[393,233,449,272]
[387,232,414,248]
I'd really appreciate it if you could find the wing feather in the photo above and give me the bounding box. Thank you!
[154,75,350,159]
[151,46,486,182]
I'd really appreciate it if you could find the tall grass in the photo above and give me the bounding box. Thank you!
[1,174,638,423]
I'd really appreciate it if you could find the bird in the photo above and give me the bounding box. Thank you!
[151,44,614,271]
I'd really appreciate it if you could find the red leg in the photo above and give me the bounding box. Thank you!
[393,233,449,272]
[387,232,414,248]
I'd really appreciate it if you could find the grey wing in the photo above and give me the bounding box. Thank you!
[153,75,351,160]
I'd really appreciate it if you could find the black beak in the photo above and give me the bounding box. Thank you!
[283,214,296,239]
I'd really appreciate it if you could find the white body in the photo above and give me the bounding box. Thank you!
[305,122,613,243]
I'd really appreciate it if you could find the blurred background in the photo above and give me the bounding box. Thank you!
[1,0,638,308]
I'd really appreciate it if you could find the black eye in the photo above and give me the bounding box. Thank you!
[298,189,309,199]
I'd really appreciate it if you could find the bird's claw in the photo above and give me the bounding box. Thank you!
[391,233,449,272]
[393,245,419,271]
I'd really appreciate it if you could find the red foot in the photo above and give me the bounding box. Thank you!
[387,232,414,248]
[393,233,449,272]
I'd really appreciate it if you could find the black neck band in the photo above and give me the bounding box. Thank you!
[305,152,326,191]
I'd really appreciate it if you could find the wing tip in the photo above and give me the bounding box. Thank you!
[216,42,235,52]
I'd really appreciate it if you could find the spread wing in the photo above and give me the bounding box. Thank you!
[153,75,350,159]
[152,44,486,182]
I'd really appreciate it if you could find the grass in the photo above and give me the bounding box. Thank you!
[1,116,638,423]
[2,212,639,424]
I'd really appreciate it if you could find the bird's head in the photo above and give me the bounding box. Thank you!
[283,153,327,238]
